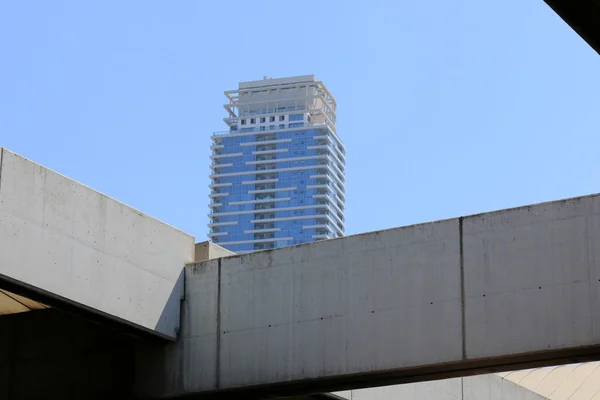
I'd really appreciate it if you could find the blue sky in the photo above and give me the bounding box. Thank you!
[1,1,599,240]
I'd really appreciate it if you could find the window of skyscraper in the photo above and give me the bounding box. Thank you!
[209,76,345,253]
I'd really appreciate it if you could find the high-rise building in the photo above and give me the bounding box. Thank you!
[208,75,345,253]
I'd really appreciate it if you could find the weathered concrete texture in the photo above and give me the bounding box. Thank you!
[137,220,463,397]
[218,220,462,389]
[135,259,221,397]
[139,194,600,397]
[135,243,232,398]
[0,309,136,399]
[0,148,195,339]
[463,198,600,359]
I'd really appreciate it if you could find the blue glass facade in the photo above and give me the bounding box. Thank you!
[209,77,345,253]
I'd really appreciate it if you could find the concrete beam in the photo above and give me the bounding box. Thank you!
[194,242,235,262]
[138,193,600,398]
[0,148,195,339]
[545,0,600,55]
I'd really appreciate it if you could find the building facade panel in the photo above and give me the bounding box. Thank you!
[208,76,345,253]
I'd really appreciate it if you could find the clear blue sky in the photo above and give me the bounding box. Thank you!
[1,1,599,240]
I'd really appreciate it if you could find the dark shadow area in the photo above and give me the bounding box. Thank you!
[154,268,185,340]
[0,308,137,400]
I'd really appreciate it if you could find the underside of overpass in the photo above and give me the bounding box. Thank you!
[545,0,600,54]
[0,290,48,316]
[0,308,137,399]
[0,295,337,400]
[0,270,155,399]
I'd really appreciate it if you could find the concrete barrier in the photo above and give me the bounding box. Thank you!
[0,148,195,339]
[139,194,600,396]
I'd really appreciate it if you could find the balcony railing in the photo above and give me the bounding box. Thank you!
[212,122,327,137]
[227,105,309,117]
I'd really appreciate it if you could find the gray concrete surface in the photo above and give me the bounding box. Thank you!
[3,147,600,398]
[194,241,235,262]
[463,200,600,359]
[217,220,462,389]
[0,148,195,339]
[137,194,600,397]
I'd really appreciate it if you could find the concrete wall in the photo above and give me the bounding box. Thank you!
[135,259,222,397]
[194,241,235,262]
[0,148,195,339]
[463,199,600,359]
[138,193,600,397]
[217,220,462,389]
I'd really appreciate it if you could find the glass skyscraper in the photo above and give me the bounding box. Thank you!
[208,75,346,253]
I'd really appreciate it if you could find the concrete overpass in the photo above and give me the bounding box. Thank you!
[544,0,600,54]
[0,147,194,340]
[138,190,600,398]
[2,147,600,398]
